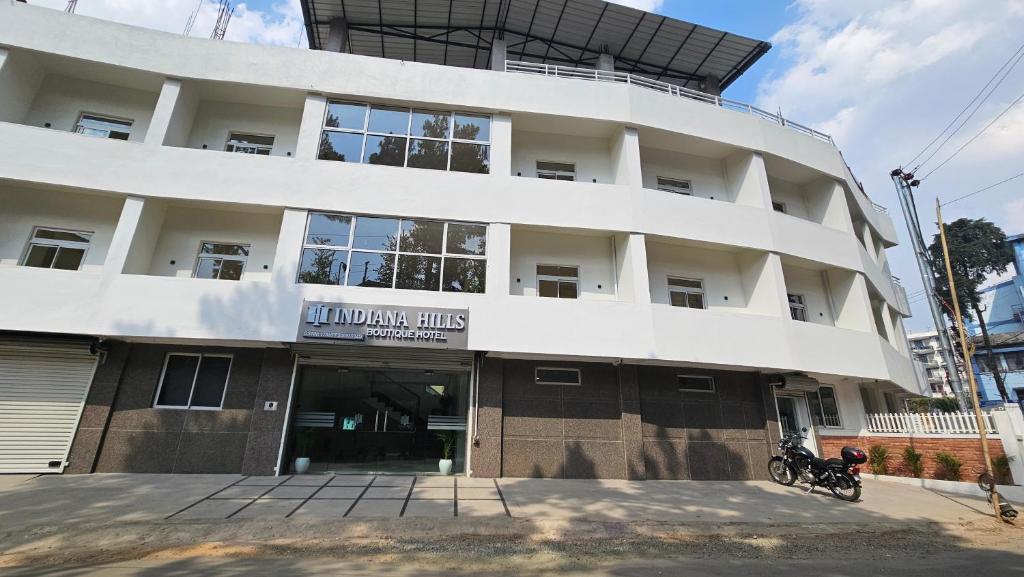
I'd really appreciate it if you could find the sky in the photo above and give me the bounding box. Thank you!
[27,0,1024,332]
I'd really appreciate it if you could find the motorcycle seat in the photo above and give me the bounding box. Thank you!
[824,457,846,469]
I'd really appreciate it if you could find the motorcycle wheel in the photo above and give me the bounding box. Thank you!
[768,457,796,486]
[829,474,861,502]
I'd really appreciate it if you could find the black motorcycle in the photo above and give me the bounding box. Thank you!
[768,430,866,501]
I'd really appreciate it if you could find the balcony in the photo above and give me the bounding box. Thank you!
[510,114,621,185]
[508,226,619,301]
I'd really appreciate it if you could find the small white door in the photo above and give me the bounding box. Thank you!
[774,394,819,457]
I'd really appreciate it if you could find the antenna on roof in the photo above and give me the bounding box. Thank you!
[65,0,78,13]
[211,0,234,40]
[183,0,203,37]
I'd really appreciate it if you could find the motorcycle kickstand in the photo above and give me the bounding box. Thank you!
[802,484,815,494]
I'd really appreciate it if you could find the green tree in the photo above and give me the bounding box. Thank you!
[928,218,1014,402]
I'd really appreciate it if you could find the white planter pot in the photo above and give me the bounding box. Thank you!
[294,457,310,474]
[438,458,453,476]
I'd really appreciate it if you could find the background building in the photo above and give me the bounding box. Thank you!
[907,330,955,397]
[0,0,925,478]
[971,233,1024,404]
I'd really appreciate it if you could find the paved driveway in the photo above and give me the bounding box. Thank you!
[0,473,991,527]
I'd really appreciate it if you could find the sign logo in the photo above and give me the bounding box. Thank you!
[298,301,469,349]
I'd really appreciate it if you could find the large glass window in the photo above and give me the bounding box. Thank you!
[154,353,232,410]
[21,227,92,271]
[298,212,486,293]
[318,101,490,174]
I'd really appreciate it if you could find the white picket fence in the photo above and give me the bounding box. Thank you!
[866,412,998,435]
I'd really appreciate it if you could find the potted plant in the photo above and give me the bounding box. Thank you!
[436,431,456,475]
[294,428,312,474]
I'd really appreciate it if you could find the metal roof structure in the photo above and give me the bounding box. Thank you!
[300,0,770,90]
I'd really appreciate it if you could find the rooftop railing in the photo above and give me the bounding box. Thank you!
[504,60,835,145]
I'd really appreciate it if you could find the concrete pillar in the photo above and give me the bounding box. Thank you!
[618,365,646,480]
[610,126,643,187]
[992,405,1024,484]
[827,270,874,332]
[878,300,895,343]
[270,208,309,286]
[614,232,651,304]
[485,222,511,296]
[490,113,512,178]
[470,355,504,478]
[860,220,875,259]
[145,78,198,148]
[597,52,615,72]
[806,179,853,233]
[490,37,507,71]
[739,251,789,318]
[724,151,773,209]
[102,196,146,275]
[0,47,44,124]
[295,93,328,160]
[65,341,132,474]
[325,17,349,53]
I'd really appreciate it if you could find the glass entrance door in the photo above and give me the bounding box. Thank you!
[774,394,818,456]
[287,366,468,475]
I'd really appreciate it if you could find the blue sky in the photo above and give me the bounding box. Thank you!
[28,0,1024,333]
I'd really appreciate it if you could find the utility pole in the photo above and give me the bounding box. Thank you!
[936,199,1003,521]
[890,169,969,408]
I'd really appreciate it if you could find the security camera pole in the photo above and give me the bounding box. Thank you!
[890,169,968,407]
[935,198,1002,521]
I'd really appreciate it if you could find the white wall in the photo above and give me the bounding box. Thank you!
[768,177,811,221]
[511,129,613,184]
[782,264,835,326]
[639,146,728,201]
[0,185,123,272]
[25,74,159,143]
[0,48,44,124]
[143,205,282,281]
[646,241,749,312]
[509,228,616,300]
[184,100,303,157]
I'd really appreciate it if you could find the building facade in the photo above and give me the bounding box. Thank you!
[908,330,955,397]
[971,233,1024,404]
[0,0,926,478]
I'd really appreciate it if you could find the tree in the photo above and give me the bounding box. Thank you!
[928,218,1014,402]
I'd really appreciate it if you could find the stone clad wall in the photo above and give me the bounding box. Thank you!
[818,435,1011,483]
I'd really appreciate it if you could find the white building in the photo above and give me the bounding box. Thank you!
[0,0,926,478]
[907,330,955,398]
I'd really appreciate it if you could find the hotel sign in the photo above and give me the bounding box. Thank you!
[298,301,469,349]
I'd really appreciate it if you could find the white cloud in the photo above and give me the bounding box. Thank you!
[608,0,664,12]
[29,0,307,47]
[754,0,1024,331]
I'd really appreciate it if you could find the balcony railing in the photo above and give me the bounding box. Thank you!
[504,60,835,144]
[866,411,997,435]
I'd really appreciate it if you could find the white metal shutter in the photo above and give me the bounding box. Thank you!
[0,340,98,474]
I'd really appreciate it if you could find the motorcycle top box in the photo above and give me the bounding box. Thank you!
[841,446,867,464]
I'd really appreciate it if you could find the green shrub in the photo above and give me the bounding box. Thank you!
[905,397,960,413]
[868,445,890,475]
[993,455,1013,486]
[903,446,924,478]
[934,452,963,481]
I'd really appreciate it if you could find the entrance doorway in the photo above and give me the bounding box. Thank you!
[285,365,468,475]
[774,394,819,456]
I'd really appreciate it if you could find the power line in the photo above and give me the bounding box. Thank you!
[941,171,1024,206]
[906,40,1024,172]
[920,86,1024,181]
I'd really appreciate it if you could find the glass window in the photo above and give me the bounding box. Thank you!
[809,386,842,427]
[411,110,451,138]
[74,113,133,140]
[678,375,715,393]
[305,213,352,247]
[399,220,445,254]
[367,106,410,135]
[298,248,348,285]
[225,132,274,155]
[1005,352,1024,372]
[324,101,367,130]
[155,353,231,410]
[407,139,449,170]
[21,227,92,271]
[657,176,692,195]
[537,161,575,181]
[363,135,407,166]
[535,367,581,385]
[395,254,442,291]
[318,131,363,162]
[773,202,787,213]
[352,217,399,251]
[347,251,393,287]
[668,277,705,309]
[445,223,487,256]
[193,242,249,281]
[453,113,490,142]
[537,265,579,299]
[788,294,807,321]
[450,142,490,173]
[318,100,489,174]
[442,257,485,293]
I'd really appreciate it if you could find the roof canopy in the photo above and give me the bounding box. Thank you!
[300,0,770,90]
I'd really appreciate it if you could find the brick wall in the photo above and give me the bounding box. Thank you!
[819,435,1010,483]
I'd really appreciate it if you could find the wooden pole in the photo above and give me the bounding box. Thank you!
[935,198,1002,520]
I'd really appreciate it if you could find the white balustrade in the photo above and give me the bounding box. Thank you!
[865,412,997,435]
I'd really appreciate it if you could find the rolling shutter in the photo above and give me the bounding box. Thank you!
[0,339,98,474]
